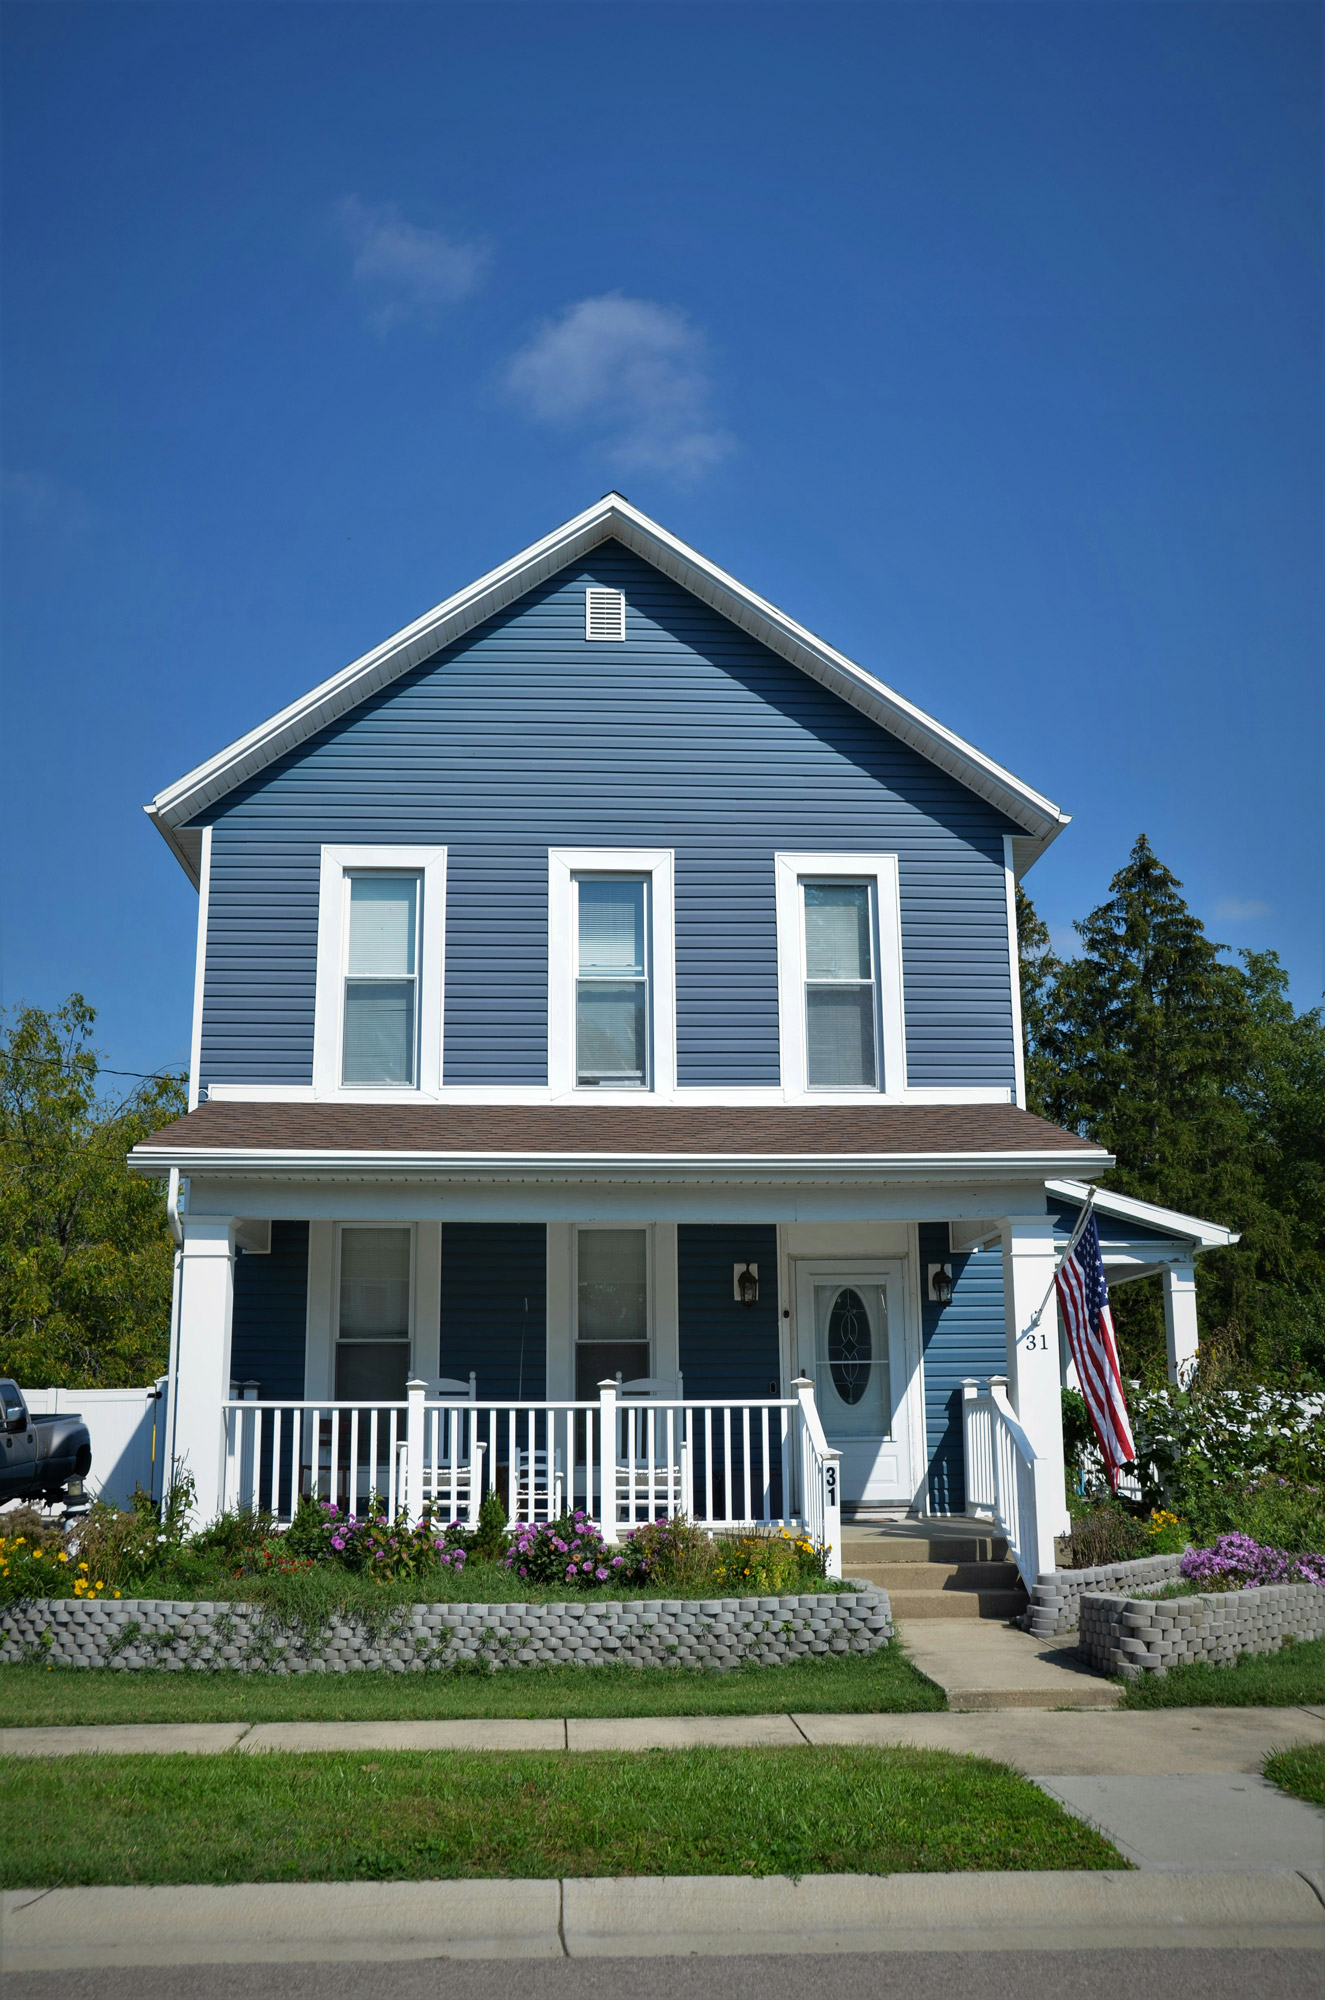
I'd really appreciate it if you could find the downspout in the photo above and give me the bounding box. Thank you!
[163,1168,185,1515]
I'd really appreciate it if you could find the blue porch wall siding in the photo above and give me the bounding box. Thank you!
[196,543,1020,1093]
[230,1221,308,1400]
[919,1223,1006,1513]
[438,1224,547,1400]
[676,1225,781,1398]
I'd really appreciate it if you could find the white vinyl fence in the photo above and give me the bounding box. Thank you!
[19,1381,169,1510]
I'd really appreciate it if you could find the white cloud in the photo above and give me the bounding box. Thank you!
[331,196,487,332]
[505,293,733,480]
[1214,897,1272,923]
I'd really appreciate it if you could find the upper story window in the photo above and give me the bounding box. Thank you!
[343,874,419,1085]
[802,881,878,1089]
[774,852,906,1099]
[575,876,649,1086]
[548,849,676,1098]
[313,846,447,1097]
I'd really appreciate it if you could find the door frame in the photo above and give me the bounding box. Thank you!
[791,1256,917,1505]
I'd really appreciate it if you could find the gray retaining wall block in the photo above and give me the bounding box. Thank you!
[1076,1582,1325,1678]
[0,1581,891,1675]
[1021,1553,1186,1637]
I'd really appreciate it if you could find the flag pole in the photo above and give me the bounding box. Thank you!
[1025,1187,1099,1334]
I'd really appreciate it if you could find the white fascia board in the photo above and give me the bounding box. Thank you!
[129,1145,1113,1185]
[145,495,1070,867]
[1046,1177,1240,1251]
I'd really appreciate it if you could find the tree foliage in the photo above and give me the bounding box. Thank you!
[0,996,186,1387]
[1020,838,1325,1386]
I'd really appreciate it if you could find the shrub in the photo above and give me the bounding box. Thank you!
[1185,1477,1325,1553]
[1061,1505,1150,1570]
[624,1516,719,1589]
[469,1487,509,1563]
[711,1528,828,1594]
[1130,1386,1325,1520]
[505,1510,630,1587]
[1179,1534,1325,1591]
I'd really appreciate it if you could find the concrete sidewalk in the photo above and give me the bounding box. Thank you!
[897,1617,1122,1709]
[2,1871,1321,1970]
[1033,1774,1325,1875]
[2,1705,1322,1769]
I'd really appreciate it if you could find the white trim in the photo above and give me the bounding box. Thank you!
[1046,1178,1240,1251]
[548,848,676,1098]
[774,853,905,1099]
[312,846,447,1098]
[304,1220,336,1399]
[202,1080,1014,1108]
[131,1145,1113,1187]
[187,825,213,1111]
[146,495,1070,867]
[1003,835,1027,1111]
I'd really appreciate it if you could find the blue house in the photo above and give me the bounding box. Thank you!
[131,496,1233,1580]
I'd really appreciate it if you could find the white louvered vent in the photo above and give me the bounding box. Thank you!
[585,587,626,641]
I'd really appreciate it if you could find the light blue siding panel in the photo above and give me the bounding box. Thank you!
[919,1222,1007,1513]
[197,544,1020,1091]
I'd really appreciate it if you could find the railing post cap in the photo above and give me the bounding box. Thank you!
[406,1377,427,1391]
[791,1374,813,1388]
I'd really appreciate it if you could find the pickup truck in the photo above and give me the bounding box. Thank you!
[0,1381,92,1508]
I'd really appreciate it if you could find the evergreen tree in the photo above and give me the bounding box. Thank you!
[0,996,186,1387]
[1018,838,1325,1384]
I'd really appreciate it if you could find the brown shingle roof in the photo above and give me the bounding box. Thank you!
[138,1101,1106,1159]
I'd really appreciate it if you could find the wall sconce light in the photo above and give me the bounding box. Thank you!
[733,1262,759,1308]
[928,1264,954,1306]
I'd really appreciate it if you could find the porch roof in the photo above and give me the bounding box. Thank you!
[131,1100,1110,1183]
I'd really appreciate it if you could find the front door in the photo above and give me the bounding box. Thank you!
[793,1261,912,1506]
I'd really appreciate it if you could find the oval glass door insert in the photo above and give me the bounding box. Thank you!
[826,1287,872,1405]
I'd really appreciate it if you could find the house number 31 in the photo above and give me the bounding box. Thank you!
[826,1466,838,1501]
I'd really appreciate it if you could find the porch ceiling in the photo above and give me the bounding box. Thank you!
[130,1100,1111,1185]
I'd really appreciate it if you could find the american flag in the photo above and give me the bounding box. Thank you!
[1055,1212,1136,1489]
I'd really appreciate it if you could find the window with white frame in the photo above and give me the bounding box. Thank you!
[774,852,905,1098]
[313,847,446,1096]
[575,876,650,1086]
[802,880,879,1088]
[548,849,675,1097]
[575,1227,649,1398]
[335,1226,412,1400]
[342,874,419,1085]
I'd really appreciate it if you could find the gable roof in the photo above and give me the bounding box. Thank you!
[146,493,1071,886]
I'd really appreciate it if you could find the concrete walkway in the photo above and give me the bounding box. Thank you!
[897,1616,1122,1709]
[2,1705,1323,1766]
[2,1871,1321,1970]
[1033,1774,1325,1875]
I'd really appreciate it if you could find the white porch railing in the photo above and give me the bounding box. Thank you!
[960,1375,1057,1588]
[221,1375,843,1576]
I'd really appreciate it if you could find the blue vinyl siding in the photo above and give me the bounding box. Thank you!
[919,1222,1006,1514]
[197,543,1020,1093]
[676,1225,781,1398]
[1049,1197,1176,1246]
[438,1224,547,1400]
[230,1221,308,1400]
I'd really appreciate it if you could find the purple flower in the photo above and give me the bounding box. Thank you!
[330,1536,345,1552]
[595,1567,608,1581]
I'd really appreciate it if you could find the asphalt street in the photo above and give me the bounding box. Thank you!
[3,1948,1320,2000]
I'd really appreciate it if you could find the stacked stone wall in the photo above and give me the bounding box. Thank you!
[0,1585,891,1675]
[1077,1583,1324,1679]
[1021,1554,1185,1637]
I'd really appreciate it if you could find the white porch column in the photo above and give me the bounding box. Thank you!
[1162,1261,1200,1386]
[172,1216,236,1526]
[999,1216,1070,1542]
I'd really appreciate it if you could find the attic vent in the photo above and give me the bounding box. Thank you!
[585,587,626,641]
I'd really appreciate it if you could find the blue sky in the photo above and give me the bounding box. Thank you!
[3,1,1321,1081]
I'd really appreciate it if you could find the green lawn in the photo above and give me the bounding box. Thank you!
[1117,1633,1325,1708]
[0,1644,944,1725]
[0,1745,1123,1885]
[1264,1743,1325,1807]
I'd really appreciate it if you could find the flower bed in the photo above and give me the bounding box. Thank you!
[0,1585,892,1676]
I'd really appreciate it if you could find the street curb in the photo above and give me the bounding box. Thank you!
[1,1870,1321,1969]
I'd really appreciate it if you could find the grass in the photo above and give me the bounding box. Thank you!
[1264,1743,1325,1807]
[0,1643,945,1725]
[0,1745,1124,1884]
[1117,1632,1325,1708]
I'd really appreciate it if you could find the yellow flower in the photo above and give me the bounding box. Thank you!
[78,1562,89,1572]
[58,1552,69,1563]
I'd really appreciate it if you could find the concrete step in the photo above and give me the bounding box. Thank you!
[839,1535,1007,1565]
[845,1561,1022,1592]
[886,1589,1028,1621]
